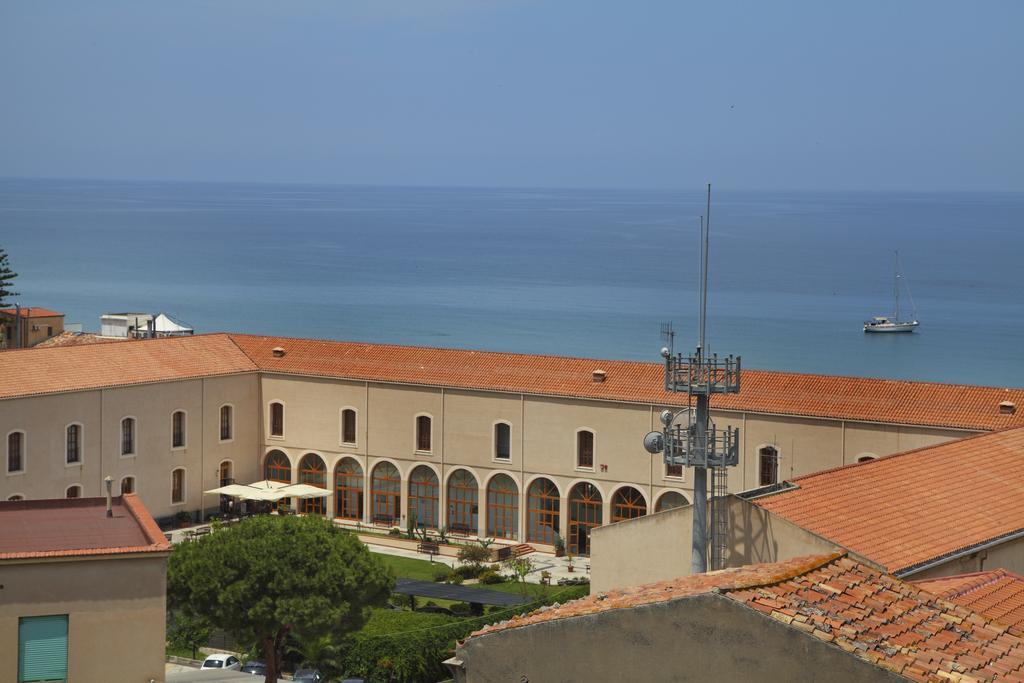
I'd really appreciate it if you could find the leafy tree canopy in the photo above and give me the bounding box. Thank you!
[168,515,393,682]
[0,247,18,307]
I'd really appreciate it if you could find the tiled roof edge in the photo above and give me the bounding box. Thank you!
[122,493,172,550]
[896,526,1024,576]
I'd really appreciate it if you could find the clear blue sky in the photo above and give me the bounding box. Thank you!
[1,1,1021,191]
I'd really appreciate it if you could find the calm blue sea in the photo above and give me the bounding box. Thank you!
[1,177,1022,386]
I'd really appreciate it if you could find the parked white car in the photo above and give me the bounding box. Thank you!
[200,653,241,671]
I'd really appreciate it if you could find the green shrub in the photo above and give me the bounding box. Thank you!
[457,544,491,566]
[388,527,402,537]
[478,569,504,585]
[447,574,464,585]
[430,564,452,582]
[453,564,483,580]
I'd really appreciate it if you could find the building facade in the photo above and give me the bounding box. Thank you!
[2,333,1021,553]
[0,307,64,349]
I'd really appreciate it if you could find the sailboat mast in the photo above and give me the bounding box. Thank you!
[893,250,900,321]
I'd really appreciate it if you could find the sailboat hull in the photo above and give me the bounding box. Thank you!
[864,321,919,333]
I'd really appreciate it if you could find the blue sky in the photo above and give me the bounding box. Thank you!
[1,1,1021,191]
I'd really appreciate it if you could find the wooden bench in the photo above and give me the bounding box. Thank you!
[448,524,472,537]
[417,541,441,556]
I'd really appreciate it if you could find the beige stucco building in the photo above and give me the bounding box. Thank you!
[2,333,1021,554]
[0,307,64,349]
[0,494,170,683]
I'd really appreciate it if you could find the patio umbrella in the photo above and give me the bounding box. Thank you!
[204,484,256,497]
[246,479,290,490]
[278,484,330,499]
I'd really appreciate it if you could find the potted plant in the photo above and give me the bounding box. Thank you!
[554,534,566,558]
[175,510,193,529]
[566,553,575,573]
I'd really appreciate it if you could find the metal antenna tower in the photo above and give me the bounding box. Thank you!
[643,184,741,573]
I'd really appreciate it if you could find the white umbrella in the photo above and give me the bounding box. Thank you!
[246,479,290,490]
[204,484,256,497]
[279,484,330,499]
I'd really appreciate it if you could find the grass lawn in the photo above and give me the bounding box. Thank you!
[375,553,450,581]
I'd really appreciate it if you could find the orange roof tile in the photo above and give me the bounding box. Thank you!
[0,333,258,400]
[0,494,171,560]
[32,331,134,349]
[753,427,1024,574]
[0,306,63,318]
[1,332,1022,432]
[471,553,1024,682]
[914,570,1024,631]
[230,333,1024,431]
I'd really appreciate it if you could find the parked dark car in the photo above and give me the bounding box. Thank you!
[293,669,325,682]
[240,659,267,676]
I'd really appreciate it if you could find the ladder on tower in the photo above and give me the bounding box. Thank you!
[710,464,729,570]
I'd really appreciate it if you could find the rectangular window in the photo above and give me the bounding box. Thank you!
[270,403,284,437]
[577,431,594,469]
[66,425,80,464]
[172,412,186,448]
[121,419,134,456]
[342,409,357,444]
[416,416,432,452]
[495,423,511,460]
[8,432,23,472]
[172,469,185,504]
[665,462,683,478]
[220,406,232,441]
[19,615,68,683]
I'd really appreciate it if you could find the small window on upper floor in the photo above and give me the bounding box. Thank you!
[665,462,683,479]
[577,430,594,469]
[8,431,24,473]
[66,424,81,464]
[416,415,432,452]
[171,468,186,504]
[341,409,357,445]
[172,411,186,449]
[65,485,82,499]
[494,423,511,460]
[759,446,779,487]
[121,418,136,456]
[270,402,284,437]
[220,405,233,441]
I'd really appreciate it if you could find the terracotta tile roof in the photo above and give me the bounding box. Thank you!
[1,331,1022,431]
[0,333,258,400]
[914,570,1024,631]
[229,334,1024,431]
[32,331,133,349]
[0,494,171,560]
[0,306,63,318]
[753,427,1024,574]
[472,553,1024,682]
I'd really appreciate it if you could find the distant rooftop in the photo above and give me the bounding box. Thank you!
[34,331,133,349]
[753,426,1024,575]
[0,306,63,318]
[0,494,170,560]
[470,553,1024,682]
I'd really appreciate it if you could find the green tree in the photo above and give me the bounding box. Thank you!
[0,247,17,306]
[167,610,212,660]
[168,515,393,683]
[502,556,536,596]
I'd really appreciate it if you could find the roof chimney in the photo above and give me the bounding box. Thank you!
[104,476,113,517]
[272,346,286,358]
[592,369,607,383]
[999,400,1016,415]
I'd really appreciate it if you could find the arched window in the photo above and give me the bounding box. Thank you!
[270,402,284,437]
[341,409,357,445]
[65,485,82,499]
[576,430,594,469]
[120,476,135,495]
[220,405,233,441]
[486,474,519,540]
[494,423,511,460]
[759,446,779,486]
[611,486,647,522]
[219,461,233,486]
[121,418,136,456]
[264,450,291,483]
[172,410,186,448]
[447,469,478,535]
[416,416,432,452]
[371,462,401,526]
[298,453,327,514]
[7,431,24,473]
[335,458,364,520]
[568,482,602,556]
[7,494,24,502]
[527,478,560,546]
[857,454,877,463]
[171,468,186,504]
[655,491,689,512]
[408,465,439,530]
[66,424,81,464]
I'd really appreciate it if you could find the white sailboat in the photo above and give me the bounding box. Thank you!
[864,251,919,333]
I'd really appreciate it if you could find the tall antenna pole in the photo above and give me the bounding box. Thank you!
[701,184,711,351]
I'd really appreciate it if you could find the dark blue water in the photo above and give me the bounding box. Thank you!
[2,177,1022,386]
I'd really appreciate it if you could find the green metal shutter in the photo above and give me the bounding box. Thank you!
[18,615,68,682]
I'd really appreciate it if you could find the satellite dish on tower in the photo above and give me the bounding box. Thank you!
[642,431,664,454]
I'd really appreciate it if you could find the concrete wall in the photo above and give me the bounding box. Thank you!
[0,554,168,683]
[1,313,64,349]
[902,536,1024,581]
[590,496,840,593]
[0,373,260,519]
[453,593,903,683]
[1,368,972,538]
